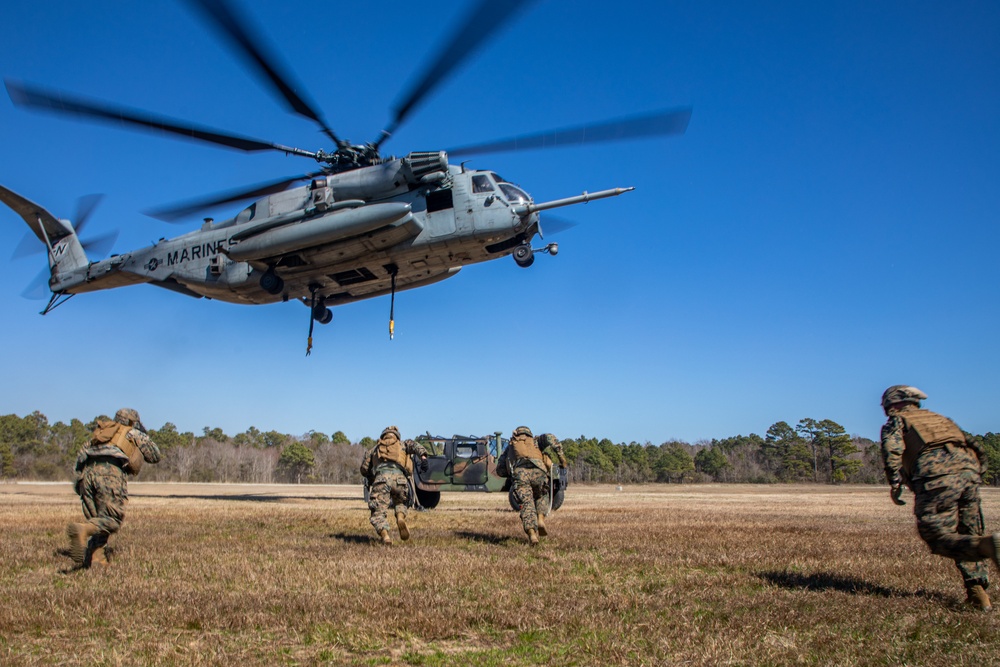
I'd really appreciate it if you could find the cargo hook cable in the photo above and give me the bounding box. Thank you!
[306,285,317,356]
[389,266,398,340]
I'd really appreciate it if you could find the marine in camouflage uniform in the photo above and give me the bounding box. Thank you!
[67,408,161,569]
[496,426,567,545]
[880,385,1000,611]
[360,426,428,545]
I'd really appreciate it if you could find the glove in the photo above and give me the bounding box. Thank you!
[419,457,429,473]
[889,475,906,506]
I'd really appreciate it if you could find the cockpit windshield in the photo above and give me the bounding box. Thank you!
[489,172,531,204]
[498,183,530,205]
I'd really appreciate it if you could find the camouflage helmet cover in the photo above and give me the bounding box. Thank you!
[881,385,928,410]
[513,426,533,438]
[381,425,400,440]
[114,407,141,426]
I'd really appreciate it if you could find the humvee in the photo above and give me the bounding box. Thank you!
[411,432,567,511]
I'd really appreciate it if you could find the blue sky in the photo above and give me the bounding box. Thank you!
[1,0,997,444]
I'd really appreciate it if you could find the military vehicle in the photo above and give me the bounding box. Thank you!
[412,432,567,512]
[2,0,690,352]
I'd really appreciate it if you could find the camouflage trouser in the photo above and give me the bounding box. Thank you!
[368,470,411,533]
[513,466,550,533]
[79,461,128,549]
[912,470,989,588]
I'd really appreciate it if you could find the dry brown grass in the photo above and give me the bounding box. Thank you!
[2,482,1000,666]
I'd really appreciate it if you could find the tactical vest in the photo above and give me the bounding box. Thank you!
[898,408,965,476]
[91,419,145,475]
[510,434,544,463]
[375,435,412,475]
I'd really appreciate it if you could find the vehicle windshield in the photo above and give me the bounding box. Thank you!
[421,439,446,456]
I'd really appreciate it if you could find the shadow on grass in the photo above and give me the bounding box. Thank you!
[455,530,519,546]
[132,493,361,503]
[54,546,117,574]
[760,570,950,603]
[328,532,374,545]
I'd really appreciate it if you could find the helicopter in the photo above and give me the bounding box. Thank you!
[1,0,691,352]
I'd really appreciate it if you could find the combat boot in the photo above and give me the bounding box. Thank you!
[379,529,392,545]
[526,528,539,546]
[396,513,410,542]
[537,512,547,537]
[966,585,993,612]
[66,522,99,567]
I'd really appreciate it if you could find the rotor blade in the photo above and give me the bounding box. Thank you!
[11,231,43,260]
[376,0,536,148]
[448,107,693,157]
[145,172,322,222]
[183,0,341,146]
[5,78,315,156]
[81,230,119,259]
[21,267,49,300]
[10,193,105,259]
[540,214,578,236]
[73,194,104,237]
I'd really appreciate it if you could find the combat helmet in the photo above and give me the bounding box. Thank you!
[513,426,533,438]
[881,386,927,412]
[381,425,401,441]
[114,408,141,427]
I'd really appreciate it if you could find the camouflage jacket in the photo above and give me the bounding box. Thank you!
[360,439,428,480]
[497,434,566,475]
[75,427,161,472]
[880,406,979,483]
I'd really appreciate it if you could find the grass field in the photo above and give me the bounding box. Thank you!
[2,482,1000,666]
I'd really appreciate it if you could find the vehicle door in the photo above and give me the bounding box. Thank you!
[416,438,449,484]
[450,438,489,486]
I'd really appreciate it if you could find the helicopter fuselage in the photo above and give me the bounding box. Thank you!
[55,152,544,309]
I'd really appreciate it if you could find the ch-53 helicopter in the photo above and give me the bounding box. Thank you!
[1,0,690,352]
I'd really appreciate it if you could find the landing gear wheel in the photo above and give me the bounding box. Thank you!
[260,270,284,295]
[415,488,441,509]
[513,244,534,268]
[312,305,332,324]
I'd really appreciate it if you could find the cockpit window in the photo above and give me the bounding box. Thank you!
[490,172,507,183]
[236,202,257,224]
[471,174,495,193]
[498,183,530,205]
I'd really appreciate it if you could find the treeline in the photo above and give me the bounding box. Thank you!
[3,412,1000,486]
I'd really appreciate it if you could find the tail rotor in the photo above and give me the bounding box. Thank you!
[8,193,117,300]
